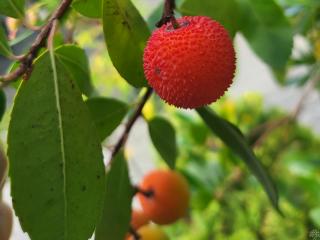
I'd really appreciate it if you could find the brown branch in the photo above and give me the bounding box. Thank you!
[156,0,177,27]
[108,87,153,164]
[0,0,73,87]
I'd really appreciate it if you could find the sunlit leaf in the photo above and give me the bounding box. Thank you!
[102,0,150,87]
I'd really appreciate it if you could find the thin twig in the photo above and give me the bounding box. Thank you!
[0,0,73,87]
[250,67,320,147]
[108,88,153,165]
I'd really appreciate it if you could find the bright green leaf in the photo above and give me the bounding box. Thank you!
[72,0,102,18]
[8,50,105,240]
[55,45,94,97]
[179,0,240,37]
[85,97,128,141]
[196,107,280,212]
[237,0,293,70]
[95,152,134,240]
[0,0,25,18]
[0,26,12,58]
[102,0,150,87]
[148,117,178,169]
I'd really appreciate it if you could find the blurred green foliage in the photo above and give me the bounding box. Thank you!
[161,94,320,240]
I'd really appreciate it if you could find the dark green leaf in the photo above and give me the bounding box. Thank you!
[95,152,134,240]
[102,0,150,87]
[196,107,280,212]
[8,49,105,240]
[0,90,6,122]
[148,117,178,169]
[55,45,94,96]
[179,0,240,37]
[85,97,128,141]
[0,25,12,58]
[72,0,102,18]
[0,0,25,18]
[237,0,293,70]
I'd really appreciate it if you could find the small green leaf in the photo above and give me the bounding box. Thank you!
[8,49,105,240]
[0,0,25,18]
[179,0,240,37]
[95,152,134,240]
[196,107,280,212]
[102,0,150,87]
[0,25,12,58]
[85,97,128,141]
[55,45,94,97]
[237,0,293,70]
[72,0,102,18]
[148,117,178,169]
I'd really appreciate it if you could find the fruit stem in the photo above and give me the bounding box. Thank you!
[129,226,141,240]
[134,186,154,198]
[170,15,180,29]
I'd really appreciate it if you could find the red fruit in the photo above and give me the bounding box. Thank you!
[137,170,189,225]
[143,16,236,109]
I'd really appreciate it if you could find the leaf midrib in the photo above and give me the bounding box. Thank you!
[49,49,68,239]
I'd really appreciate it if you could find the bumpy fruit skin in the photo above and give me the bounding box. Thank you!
[143,16,236,109]
[137,170,189,225]
[131,209,150,230]
[129,225,169,240]
[0,202,13,240]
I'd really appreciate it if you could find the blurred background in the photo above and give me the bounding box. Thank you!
[1,0,320,239]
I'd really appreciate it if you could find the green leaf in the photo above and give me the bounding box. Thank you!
[85,97,128,141]
[0,0,25,18]
[148,117,178,169]
[95,152,134,240]
[196,107,280,212]
[179,0,240,37]
[0,90,6,122]
[237,0,293,70]
[0,25,12,58]
[55,45,94,97]
[72,0,102,18]
[8,49,105,240]
[102,0,150,87]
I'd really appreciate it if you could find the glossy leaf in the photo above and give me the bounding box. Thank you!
[180,0,240,37]
[237,0,293,70]
[0,26,12,58]
[8,50,105,240]
[55,45,94,96]
[148,117,178,169]
[102,0,149,87]
[95,152,134,240]
[85,97,128,141]
[196,107,280,212]
[0,0,25,18]
[72,0,102,18]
